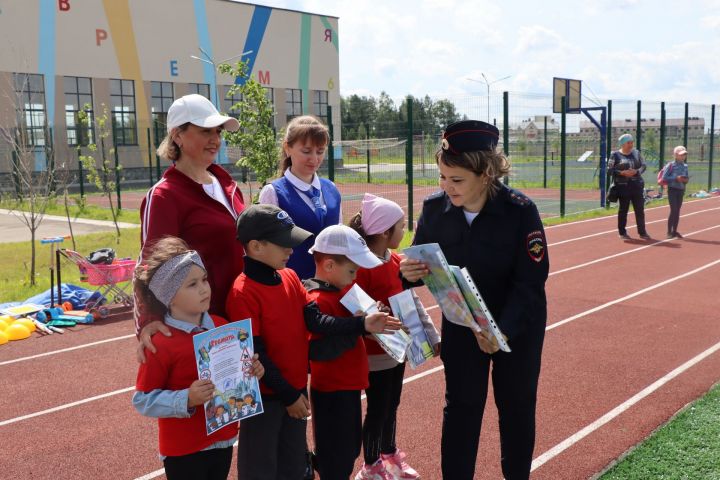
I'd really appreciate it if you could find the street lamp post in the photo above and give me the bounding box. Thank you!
[466,73,511,122]
[190,48,253,109]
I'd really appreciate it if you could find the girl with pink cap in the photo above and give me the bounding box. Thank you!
[349,193,441,480]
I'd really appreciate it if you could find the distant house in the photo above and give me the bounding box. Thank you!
[515,116,560,140]
[575,117,706,140]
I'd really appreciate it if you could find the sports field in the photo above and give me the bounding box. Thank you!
[1,194,719,479]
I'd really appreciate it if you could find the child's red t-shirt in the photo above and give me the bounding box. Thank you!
[225,268,312,394]
[308,287,369,392]
[135,314,239,457]
[355,251,404,356]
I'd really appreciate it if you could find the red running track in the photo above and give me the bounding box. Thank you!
[1,196,719,479]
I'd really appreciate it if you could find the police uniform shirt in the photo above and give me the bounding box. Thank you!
[413,184,549,341]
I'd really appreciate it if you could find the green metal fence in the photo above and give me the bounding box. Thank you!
[3,93,718,223]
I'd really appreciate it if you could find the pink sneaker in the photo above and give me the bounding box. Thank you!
[381,449,420,479]
[354,459,392,480]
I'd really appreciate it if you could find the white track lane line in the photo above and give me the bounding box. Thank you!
[544,196,718,230]
[5,201,717,367]
[0,334,136,367]
[550,224,720,276]
[531,340,720,471]
[548,206,720,247]
[547,258,720,332]
[6,259,718,430]
[0,386,135,427]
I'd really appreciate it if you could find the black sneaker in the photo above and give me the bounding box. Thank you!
[639,233,651,240]
[666,232,675,239]
[674,232,683,238]
[619,233,631,240]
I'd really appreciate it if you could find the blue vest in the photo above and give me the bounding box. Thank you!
[271,176,341,280]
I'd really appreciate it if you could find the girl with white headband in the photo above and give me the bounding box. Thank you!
[132,236,264,480]
[349,193,441,480]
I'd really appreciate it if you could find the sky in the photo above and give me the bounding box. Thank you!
[251,0,720,107]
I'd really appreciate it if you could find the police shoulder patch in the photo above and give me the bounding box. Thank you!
[526,230,545,263]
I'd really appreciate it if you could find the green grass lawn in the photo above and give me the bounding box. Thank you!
[0,195,141,224]
[0,228,141,304]
[598,382,720,479]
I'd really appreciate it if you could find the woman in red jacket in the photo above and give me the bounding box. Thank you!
[135,94,245,359]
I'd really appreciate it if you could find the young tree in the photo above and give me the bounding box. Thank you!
[77,104,122,243]
[0,74,57,286]
[219,60,280,199]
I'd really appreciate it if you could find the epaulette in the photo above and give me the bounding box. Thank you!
[423,190,445,204]
[506,188,533,207]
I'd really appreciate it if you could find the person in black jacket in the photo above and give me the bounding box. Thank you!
[400,120,549,480]
[608,133,650,240]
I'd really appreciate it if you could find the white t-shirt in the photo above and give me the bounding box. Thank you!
[463,209,479,226]
[202,174,236,219]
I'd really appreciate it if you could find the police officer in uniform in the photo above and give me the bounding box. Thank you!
[400,120,549,480]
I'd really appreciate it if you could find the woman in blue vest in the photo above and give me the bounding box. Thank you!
[259,115,342,280]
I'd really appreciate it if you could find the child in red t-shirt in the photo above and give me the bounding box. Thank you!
[304,224,385,479]
[133,236,264,480]
[350,194,441,480]
[225,205,401,480]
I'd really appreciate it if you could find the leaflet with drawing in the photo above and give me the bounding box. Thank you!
[388,290,435,368]
[193,319,263,435]
[403,243,510,352]
[403,243,480,333]
[340,284,411,363]
[450,266,511,353]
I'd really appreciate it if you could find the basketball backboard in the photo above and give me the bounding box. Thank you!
[553,77,582,113]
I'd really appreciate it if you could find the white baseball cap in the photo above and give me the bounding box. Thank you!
[166,94,240,133]
[308,225,383,269]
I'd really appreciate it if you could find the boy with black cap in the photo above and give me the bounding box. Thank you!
[226,205,400,480]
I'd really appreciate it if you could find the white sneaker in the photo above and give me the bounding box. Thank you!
[354,459,393,480]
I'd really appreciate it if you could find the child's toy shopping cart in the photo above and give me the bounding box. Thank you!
[59,249,135,311]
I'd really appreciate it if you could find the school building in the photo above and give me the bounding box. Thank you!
[0,0,340,187]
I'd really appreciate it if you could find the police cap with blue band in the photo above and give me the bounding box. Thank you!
[441,120,500,154]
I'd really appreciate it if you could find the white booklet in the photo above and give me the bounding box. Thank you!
[340,284,411,363]
[403,243,510,352]
[450,266,511,353]
[388,290,435,368]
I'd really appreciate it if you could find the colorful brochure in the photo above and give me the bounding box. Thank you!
[388,290,434,368]
[403,243,510,352]
[340,284,412,363]
[193,319,263,435]
[450,266,511,353]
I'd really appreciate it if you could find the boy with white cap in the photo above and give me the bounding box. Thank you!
[350,193,440,480]
[304,225,385,480]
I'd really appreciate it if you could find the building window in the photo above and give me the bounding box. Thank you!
[313,90,328,120]
[221,85,243,119]
[13,73,46,147]
[110,79,137,145]
[285,88,303,121]
[189,83,210,100]
[151,81,174,134]
[64,76,94,146]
